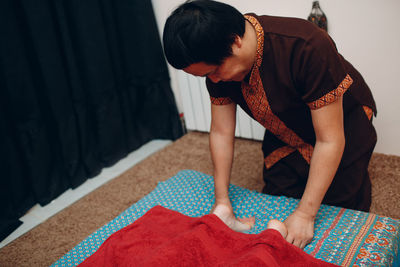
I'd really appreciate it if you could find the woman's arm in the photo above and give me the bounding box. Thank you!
[210,102,236,204]
[284,96,345,249]
[209,102,255,231]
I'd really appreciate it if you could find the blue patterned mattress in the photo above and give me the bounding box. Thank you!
[52,170,400,266]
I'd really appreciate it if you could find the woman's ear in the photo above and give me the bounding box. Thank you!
[234,35,243,48]
[231,35,243,54]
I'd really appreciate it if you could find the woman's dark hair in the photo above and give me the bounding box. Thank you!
[163,0,245,69]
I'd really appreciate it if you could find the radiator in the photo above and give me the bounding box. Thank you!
[176,71,265,141]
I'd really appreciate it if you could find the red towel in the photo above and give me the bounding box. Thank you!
[79,206,337,266]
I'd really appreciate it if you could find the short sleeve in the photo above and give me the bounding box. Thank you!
[205,78,235,105]
[297,29,353,110]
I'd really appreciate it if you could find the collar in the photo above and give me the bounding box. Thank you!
[244,15,264,69]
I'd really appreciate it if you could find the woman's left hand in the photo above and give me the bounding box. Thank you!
[284,209,315,249]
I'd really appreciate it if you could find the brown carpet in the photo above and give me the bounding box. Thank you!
[0,131,399,267]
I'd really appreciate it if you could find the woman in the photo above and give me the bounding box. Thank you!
[162,0,376,249]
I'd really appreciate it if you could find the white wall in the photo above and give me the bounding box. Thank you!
[152,0,400,156]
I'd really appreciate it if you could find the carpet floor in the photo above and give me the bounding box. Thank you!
[0,131,399,267]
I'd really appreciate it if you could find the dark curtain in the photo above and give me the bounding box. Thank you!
[0,0,183,241]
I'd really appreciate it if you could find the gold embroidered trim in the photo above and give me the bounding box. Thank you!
[363,106,373,121]
[264,146,296,169]
[210,96,233,105]
[244,15,264,69]
[243,15,314,168]
[307,74,353,110]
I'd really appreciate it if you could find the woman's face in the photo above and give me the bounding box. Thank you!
[183,33,254,83]
[183,56,250,83]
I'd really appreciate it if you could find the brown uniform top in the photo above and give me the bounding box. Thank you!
[206,14,377,170]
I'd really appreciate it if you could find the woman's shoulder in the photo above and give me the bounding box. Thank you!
[248,13,326,43]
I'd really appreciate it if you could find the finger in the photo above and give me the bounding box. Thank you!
[299,241,306,250]
[285,234,294,244]
[293,239,302,248]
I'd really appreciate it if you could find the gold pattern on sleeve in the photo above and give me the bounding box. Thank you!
[307,74,353,110]
[363,106,373,121]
